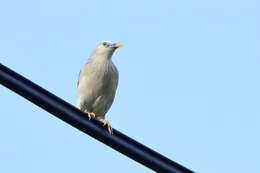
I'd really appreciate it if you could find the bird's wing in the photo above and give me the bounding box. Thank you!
[77,60,92,88]
[77,69,82,88]
[77,61,91,88]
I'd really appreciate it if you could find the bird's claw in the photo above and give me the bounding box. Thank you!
[98,118,113,135]
[84,110,95,120]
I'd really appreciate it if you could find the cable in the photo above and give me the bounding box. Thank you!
[0,63,194,173]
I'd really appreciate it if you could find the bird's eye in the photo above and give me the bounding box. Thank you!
[103,42,107,47]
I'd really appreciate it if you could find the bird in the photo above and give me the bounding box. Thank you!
[77,40,122,135]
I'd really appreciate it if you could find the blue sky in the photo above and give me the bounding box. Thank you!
[0,0,259,172]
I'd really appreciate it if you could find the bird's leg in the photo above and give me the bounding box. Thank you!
[84,110,95,120]
[97,117,113,135]
[90,112,96,119]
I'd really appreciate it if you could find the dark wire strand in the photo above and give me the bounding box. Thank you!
[0,63,194,173]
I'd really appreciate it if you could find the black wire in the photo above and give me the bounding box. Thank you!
[0,63,194,173]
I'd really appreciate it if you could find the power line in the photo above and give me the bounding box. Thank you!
[0,63,194,173]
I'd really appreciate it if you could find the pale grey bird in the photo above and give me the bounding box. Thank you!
[77,40,122,135]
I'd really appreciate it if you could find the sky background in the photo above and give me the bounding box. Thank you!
[0,0,259,172]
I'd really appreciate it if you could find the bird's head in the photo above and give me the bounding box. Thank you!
[91,40,123,60]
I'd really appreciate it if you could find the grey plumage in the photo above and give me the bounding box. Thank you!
[77,40,122,134]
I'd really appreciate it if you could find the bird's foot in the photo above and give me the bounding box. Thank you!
[98,118,113,135]
[84,110,95,120]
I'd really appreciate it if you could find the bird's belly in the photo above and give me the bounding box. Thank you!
[91,93,115,117]
[77,76,116,117]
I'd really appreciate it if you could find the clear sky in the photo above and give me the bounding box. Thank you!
[0,0,259,172]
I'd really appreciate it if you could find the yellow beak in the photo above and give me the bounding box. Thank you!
[115,43,123,48]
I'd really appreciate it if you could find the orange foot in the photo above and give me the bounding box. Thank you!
[98,118,113,135]
[84,110,95,120]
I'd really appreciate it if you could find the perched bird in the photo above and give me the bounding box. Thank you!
[77,40,122,135]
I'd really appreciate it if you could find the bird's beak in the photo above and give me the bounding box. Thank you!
[114,43,123,48]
